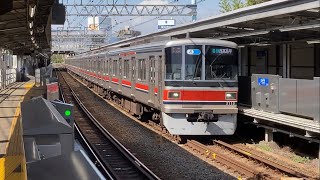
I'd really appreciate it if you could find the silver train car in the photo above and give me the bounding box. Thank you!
[66,38,238,136]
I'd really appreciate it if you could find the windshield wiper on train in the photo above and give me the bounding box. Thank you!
[192,55,202,82]
[206,50,224,88]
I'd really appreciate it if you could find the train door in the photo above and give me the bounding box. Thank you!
[103,58,107,87]
[131,57,136,98]
[92,57,97,83]
[118,58,122,93]
[99,57,103,86]
[156,55,162,107]
[89,58,92,81]
[149,56,155,105]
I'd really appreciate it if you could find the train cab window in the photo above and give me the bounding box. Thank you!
[112,60,118,76]
[138,59,146,81]
[185,45,202,80]
[132,57,136,80]
[123,59,129,79]
[204,46,238,80]
[165,46,182,80]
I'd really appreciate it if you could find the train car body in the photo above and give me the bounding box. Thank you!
[66,38,238,136]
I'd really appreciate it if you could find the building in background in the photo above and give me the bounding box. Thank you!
[117,26,141,40]
[88,16,100,31]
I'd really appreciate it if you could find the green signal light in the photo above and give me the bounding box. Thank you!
[65,110,71,117]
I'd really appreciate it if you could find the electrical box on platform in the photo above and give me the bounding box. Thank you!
[251,74,280,113]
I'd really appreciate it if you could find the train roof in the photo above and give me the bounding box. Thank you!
[70,38,238,58]
[165,38,238,48]
[108,38,237,55]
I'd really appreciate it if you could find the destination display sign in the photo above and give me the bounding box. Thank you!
[187,49,201,55]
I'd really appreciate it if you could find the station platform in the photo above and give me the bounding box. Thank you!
[239,106,320,135]
[0,78,46,180]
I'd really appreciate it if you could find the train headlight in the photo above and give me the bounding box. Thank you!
[225,92,237,100]
[168,92,181,99]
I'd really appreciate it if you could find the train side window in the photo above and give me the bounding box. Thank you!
[106,59,109,75]
[102,60,105,74]
[123,59,129,79]
[98,59,101,72]
[132,57,136,80]
[97,59,99,72]
[138,59,146,81]
[93,59,95,72]
[112,59,117,76]
[119,58,122,76]
[109,58,112,75]
[149,56,155,82]
[99,60,101,72]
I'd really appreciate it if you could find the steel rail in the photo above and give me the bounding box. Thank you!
[56,69,114,179]
[213,140,310,179]
[186,140,266,179]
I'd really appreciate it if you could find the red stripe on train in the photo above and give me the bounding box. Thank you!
[135,83,149,91]
[163,90,237,101]
[112,78,119,84]
[122,80,132,87]
[103,76,109,81]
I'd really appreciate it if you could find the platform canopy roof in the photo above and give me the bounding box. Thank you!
[0,0,55,55]
[92,0,319,53]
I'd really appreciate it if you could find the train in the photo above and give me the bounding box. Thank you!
[65,38,238,138]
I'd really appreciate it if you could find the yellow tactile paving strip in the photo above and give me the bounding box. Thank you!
[0,82,34,180]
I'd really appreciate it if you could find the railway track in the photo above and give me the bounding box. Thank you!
[185,139,314,179]
[186,140,265,179]
[212,140,309,179]
[57,70,159,180]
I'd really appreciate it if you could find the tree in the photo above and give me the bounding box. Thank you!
[231,0,245,10]
[219,0,232,13]
[220,0,271,12]
[51,54,65,63]
[246,0,270,6]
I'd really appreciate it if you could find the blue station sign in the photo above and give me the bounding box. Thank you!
[258,77,269,86]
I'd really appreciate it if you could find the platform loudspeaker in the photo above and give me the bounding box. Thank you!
[0,0,13,15]
[52,4,66,25]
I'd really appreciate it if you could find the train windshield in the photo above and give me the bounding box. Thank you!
[165,45,238,81]
[204,46,238,80]
[185,45,202,80]
[165,46,182,80]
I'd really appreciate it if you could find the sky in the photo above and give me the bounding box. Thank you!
[56,0,221,35]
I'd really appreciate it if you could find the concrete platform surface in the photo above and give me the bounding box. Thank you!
[0,79,46,180]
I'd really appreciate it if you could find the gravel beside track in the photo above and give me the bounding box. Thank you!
[63,72,234,180]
